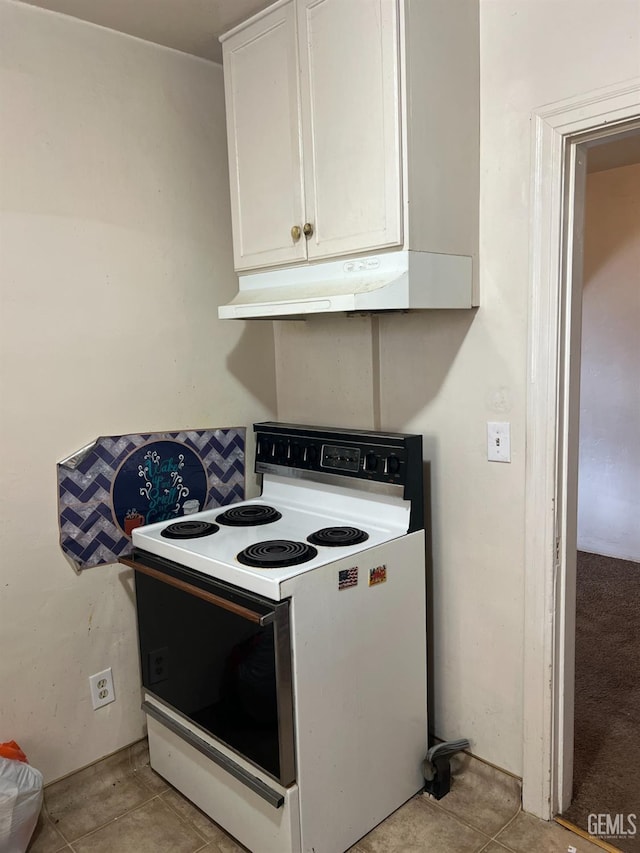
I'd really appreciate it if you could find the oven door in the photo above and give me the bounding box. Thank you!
[121,551,296,788]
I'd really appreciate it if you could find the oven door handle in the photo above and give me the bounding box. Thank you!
[119,557,274,626]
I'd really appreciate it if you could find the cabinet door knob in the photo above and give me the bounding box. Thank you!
[303,222,314,238]
[291,225,302,241]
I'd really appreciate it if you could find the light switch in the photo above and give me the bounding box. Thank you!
[487,422,511,463]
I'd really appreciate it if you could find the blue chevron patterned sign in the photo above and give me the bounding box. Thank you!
[57,428,245,570]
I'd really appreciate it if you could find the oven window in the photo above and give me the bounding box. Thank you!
[135,570,283,780]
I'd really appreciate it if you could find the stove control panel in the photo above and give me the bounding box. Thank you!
[254,423,420,484]
[256,434,407,482]
[253,422,424,533]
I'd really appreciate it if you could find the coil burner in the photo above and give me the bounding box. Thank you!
[307,526,369,547]
[160,520,219,539]
[217,504,282,526]
[237,540,318,568]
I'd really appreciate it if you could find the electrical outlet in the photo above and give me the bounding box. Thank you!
[487,421,511,463]
[89,667,115,710]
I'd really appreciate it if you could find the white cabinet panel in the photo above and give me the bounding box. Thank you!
[299,0,402,260]
[222,4,306,270]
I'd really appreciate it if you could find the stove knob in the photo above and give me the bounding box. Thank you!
[291,443,302,462]
[386,454,400,476]
[364,452,378,472]
[305,445,318,466]
[275,440,286,459]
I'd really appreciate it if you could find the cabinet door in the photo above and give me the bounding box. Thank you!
[298,0,402,261]
[222,4,306,271]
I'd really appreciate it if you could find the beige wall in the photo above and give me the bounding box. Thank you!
[578,163,640,561]
[275,0,640,775]
[0,1,276,783]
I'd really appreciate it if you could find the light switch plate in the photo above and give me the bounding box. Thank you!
[487,422,511,463]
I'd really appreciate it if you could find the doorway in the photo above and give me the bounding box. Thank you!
[560,134,640,850]
[522,77,640,828]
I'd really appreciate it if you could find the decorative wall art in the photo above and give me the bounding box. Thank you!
[57,428,245,570]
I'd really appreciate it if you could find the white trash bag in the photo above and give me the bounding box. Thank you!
[0,757,43,853]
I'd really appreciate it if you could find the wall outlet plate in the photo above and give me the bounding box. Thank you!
[89,667,115,709]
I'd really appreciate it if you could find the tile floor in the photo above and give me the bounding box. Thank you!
[27,741,606,853]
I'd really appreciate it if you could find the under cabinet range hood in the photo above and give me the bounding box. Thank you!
[218,250,473,320]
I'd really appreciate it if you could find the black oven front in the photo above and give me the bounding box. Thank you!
[123,551,296,788]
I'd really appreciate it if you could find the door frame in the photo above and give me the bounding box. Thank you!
[522,76,640,820]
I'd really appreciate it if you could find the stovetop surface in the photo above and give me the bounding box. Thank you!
[131,477,410,596]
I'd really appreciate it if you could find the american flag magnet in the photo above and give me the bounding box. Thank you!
[338,567,358,590]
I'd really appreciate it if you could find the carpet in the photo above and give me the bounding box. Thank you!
[562,551,640,853]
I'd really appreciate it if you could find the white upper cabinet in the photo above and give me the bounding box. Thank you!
[221,0,402,272]
[298,0,401,261]
[221,0,479,293]
[222,3,306,270]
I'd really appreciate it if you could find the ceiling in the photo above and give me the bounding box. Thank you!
[587,129,640,173]
[17,0,274,63]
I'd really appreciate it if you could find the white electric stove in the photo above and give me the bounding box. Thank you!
[122,422,428,853]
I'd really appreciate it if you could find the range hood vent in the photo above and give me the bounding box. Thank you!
[218,250,473,320]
